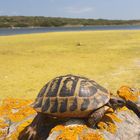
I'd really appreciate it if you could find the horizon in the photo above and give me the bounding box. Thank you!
[0,0,140,20]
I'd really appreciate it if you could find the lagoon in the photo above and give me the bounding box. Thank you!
[0,25,140,36]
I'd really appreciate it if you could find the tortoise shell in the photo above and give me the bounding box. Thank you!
[33,75,110,118]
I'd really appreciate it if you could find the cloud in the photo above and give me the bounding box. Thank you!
[0,9,19,16]
[10,11,19,16]
[65,6,94,14]
[0,10,5,15]
[49,0,56,2]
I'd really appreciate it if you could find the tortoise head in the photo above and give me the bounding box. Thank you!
[108,96,126,110]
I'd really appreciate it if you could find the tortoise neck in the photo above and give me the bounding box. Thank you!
[107,96,126,110]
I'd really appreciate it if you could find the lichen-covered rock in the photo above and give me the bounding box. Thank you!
[48,121,105,140]
[6,114,36,140]
[0,98,36,140]
[0,118,9,140]
[0,86,140,140]
[117,86,140,106]
[102,108,140,140]
[117,86,140,117]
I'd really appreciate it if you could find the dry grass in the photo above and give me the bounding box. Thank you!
[0,30,140,99]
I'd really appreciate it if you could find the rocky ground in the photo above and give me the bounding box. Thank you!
[0,86,139,140]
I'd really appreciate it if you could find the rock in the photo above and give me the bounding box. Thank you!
[6,114,36,140]
[0,98,36,140]
[102,109,140,140]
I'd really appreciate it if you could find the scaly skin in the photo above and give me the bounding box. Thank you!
[88,106,110,127]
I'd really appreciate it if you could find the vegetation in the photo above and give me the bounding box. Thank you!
[0,30,140,99]
[0,16,140,28]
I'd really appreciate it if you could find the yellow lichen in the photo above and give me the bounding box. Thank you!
[117,106,128,112]
[117,86,139,102]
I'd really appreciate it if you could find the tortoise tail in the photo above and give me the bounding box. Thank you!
[126,100,140,118]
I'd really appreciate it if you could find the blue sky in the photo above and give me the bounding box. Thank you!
[0,0,140,19]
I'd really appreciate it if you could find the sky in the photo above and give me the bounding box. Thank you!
[0,0,140,20]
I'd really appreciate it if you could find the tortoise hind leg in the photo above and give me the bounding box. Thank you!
[87,106,110,127]
[18,113,63,140]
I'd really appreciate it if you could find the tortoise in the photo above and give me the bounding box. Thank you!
[32,74,139,126]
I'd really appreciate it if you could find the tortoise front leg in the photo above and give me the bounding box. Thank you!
[87,106,110,127]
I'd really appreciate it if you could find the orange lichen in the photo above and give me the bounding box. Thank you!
[106,108,114,113]
[97,109,122,134]
[105,113,122,123]
[0,98,35,139]
[0,130,7,138]
[6,118,33,140]
[0,98,35,122]
[0,119,8,139]
[80,132,105,140]
[98,121,117,134]
[17,118,33,133]
[0,119,8,129]
[51,125,104,140]
[117,86,139,102]
[8,106,35,122]
[55,125,88,140]
[50,125,65,133]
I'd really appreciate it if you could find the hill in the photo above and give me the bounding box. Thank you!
[0,16,140,28]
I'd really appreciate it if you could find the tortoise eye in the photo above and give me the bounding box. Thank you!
[130,88,135,92]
